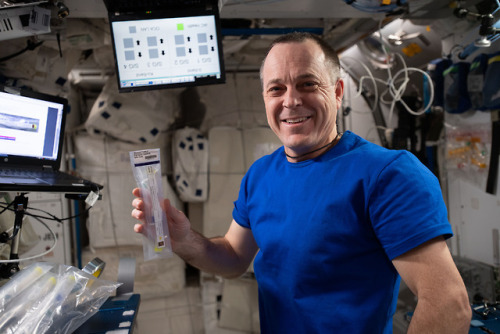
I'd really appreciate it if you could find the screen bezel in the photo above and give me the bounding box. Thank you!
[108,6,226,93]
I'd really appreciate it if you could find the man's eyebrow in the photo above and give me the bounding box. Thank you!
[265,73,318,88]
[296,73,317,80]
[264,78,282,88]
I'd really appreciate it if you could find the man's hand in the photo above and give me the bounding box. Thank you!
[131,187,258,278]
[131,187,191,248]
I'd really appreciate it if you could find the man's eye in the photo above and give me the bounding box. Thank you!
[267,86,283,95]
[301,82,318,89]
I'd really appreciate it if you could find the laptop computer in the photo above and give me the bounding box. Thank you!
[0,84,102,194]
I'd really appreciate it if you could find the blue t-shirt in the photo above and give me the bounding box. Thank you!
[232,131,452,334]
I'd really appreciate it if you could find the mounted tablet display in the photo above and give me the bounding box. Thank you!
[108,4,225,92]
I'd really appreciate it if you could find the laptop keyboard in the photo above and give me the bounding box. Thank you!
[0,169,72,179]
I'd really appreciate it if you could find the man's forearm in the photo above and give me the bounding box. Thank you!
[406,297,471,334]
[172,228,248,279]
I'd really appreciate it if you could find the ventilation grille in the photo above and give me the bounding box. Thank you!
[0,18,14,33]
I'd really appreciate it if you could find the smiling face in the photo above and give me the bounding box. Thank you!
[261,39,344,161]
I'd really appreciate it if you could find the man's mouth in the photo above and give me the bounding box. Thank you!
[283,116,311,124]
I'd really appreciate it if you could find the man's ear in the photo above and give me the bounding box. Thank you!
[335,79,344,109]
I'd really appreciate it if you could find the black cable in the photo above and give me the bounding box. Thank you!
[0,39,44,63]
[0,183,101,244]
[0,200,14,215]
[486,120,500,194]
[0,200,91,245]
[0,197,26,241]
[0,198,92,223]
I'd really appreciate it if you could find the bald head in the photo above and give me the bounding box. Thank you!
[260,32,341,86]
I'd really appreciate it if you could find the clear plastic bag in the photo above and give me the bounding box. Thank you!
[445,123,491,188]
[0,262,121,334]
[130,148,173,261]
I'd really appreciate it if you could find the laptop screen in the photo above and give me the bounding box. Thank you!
[0,85,67,169]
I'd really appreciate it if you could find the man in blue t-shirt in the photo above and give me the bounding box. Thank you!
[132,32,471,333]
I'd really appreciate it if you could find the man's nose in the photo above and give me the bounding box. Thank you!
[283,88,302,108]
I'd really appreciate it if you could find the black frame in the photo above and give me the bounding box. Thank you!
[108,2,226,93]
